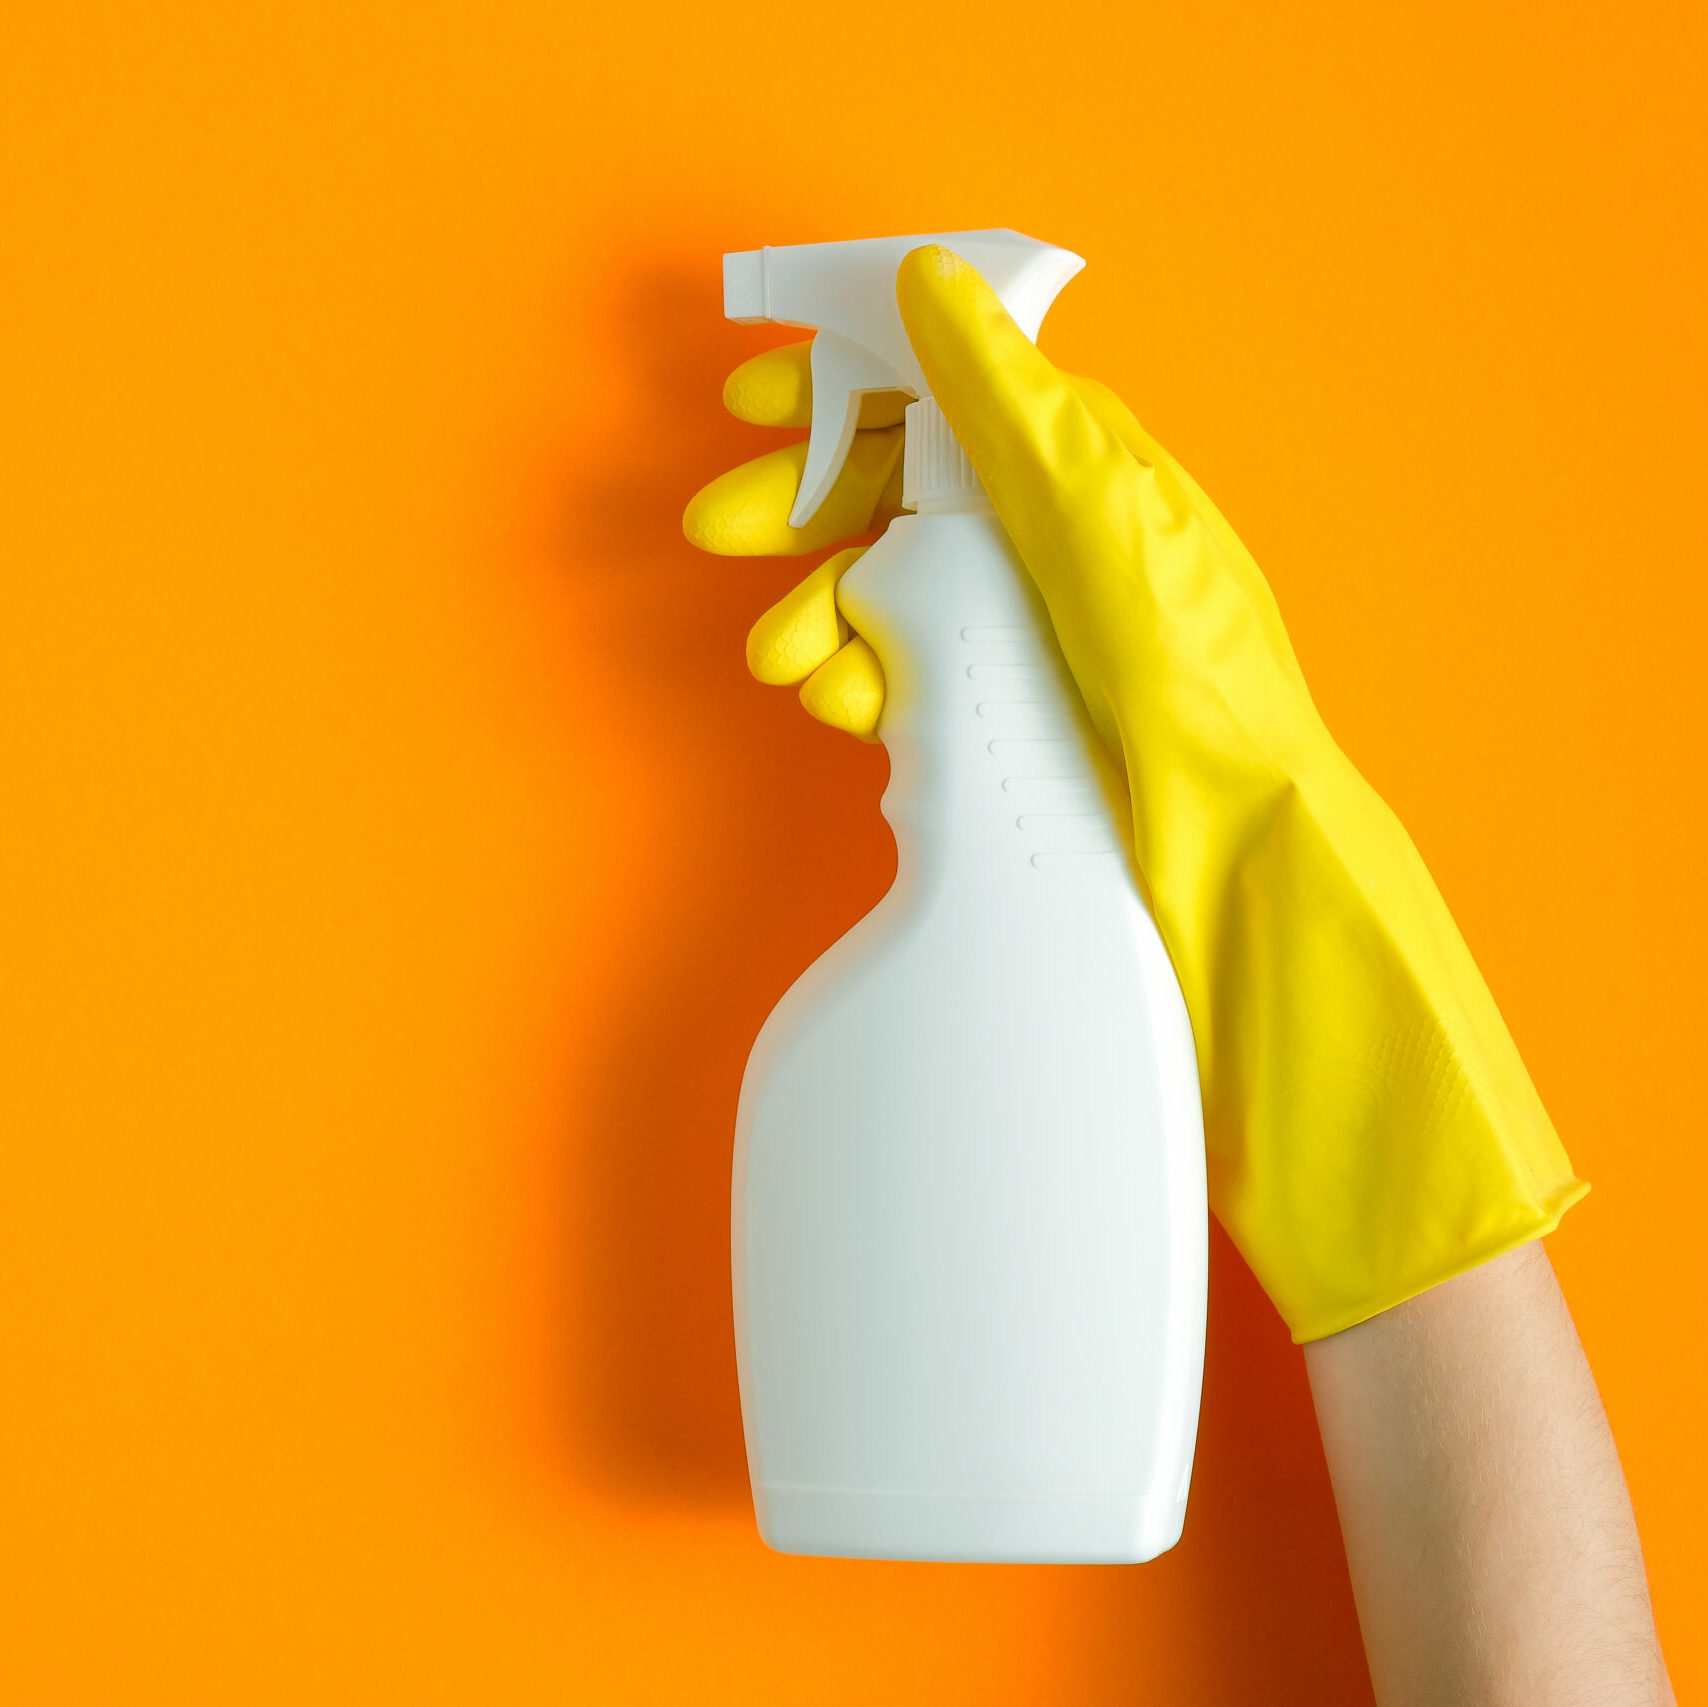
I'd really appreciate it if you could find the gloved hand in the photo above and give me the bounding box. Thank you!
[684,245,1586,1342]
[682,343,906,738]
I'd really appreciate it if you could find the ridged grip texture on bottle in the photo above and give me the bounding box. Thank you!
[903,397,981,510]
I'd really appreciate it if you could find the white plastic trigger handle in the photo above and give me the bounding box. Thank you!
[723,232,1085,532]
[792,332,910,529]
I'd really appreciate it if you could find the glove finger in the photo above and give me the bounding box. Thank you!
[900,248,1303,687]
[684,426,904,558]
[747,547,866,685]
[724,341,910,430]
[898,246,1133,530]
[799,636,885,741]
[725,342,813,428]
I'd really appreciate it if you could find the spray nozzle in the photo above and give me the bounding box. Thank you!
[723,230,1084,528]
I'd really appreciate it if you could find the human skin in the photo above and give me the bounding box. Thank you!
[1304,1243,1675,1706]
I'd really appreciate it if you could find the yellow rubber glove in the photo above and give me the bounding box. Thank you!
[684,342,904,738]
[685,247,1587,1342]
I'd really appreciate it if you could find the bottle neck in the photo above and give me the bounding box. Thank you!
[902,397,984,512]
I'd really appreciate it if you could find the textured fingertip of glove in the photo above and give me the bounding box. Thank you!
[896,245,1029,381]
[746,548,864,685]
[724,343,813,428]
[682,463,753,555]
[680,444,821,556]
[897,242,979,305]
[799,637,884,741]
[722,341,911,431]
[683,431,904,558]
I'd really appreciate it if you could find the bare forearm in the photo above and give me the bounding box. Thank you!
[1304,1243,1672,1707]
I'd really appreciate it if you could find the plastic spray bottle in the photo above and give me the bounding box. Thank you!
[728,231,1206,1563]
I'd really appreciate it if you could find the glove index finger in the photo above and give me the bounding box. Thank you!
[724,341,911,431]
[896,246,1130,520]
[724,342,812,428]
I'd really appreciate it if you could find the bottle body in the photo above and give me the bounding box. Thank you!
[733,504,1207,1563]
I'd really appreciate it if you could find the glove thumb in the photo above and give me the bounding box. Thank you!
[895,245,1133,566]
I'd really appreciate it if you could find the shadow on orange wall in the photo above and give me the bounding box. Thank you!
[553,253,1373,1700]
[554,260,896,1507]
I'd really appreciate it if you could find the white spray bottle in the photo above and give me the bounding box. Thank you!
[728,231,1207,1563]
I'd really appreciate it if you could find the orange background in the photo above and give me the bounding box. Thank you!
[2,3,1702,1700]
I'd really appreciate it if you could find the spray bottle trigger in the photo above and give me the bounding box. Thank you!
[790,330,915,529]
